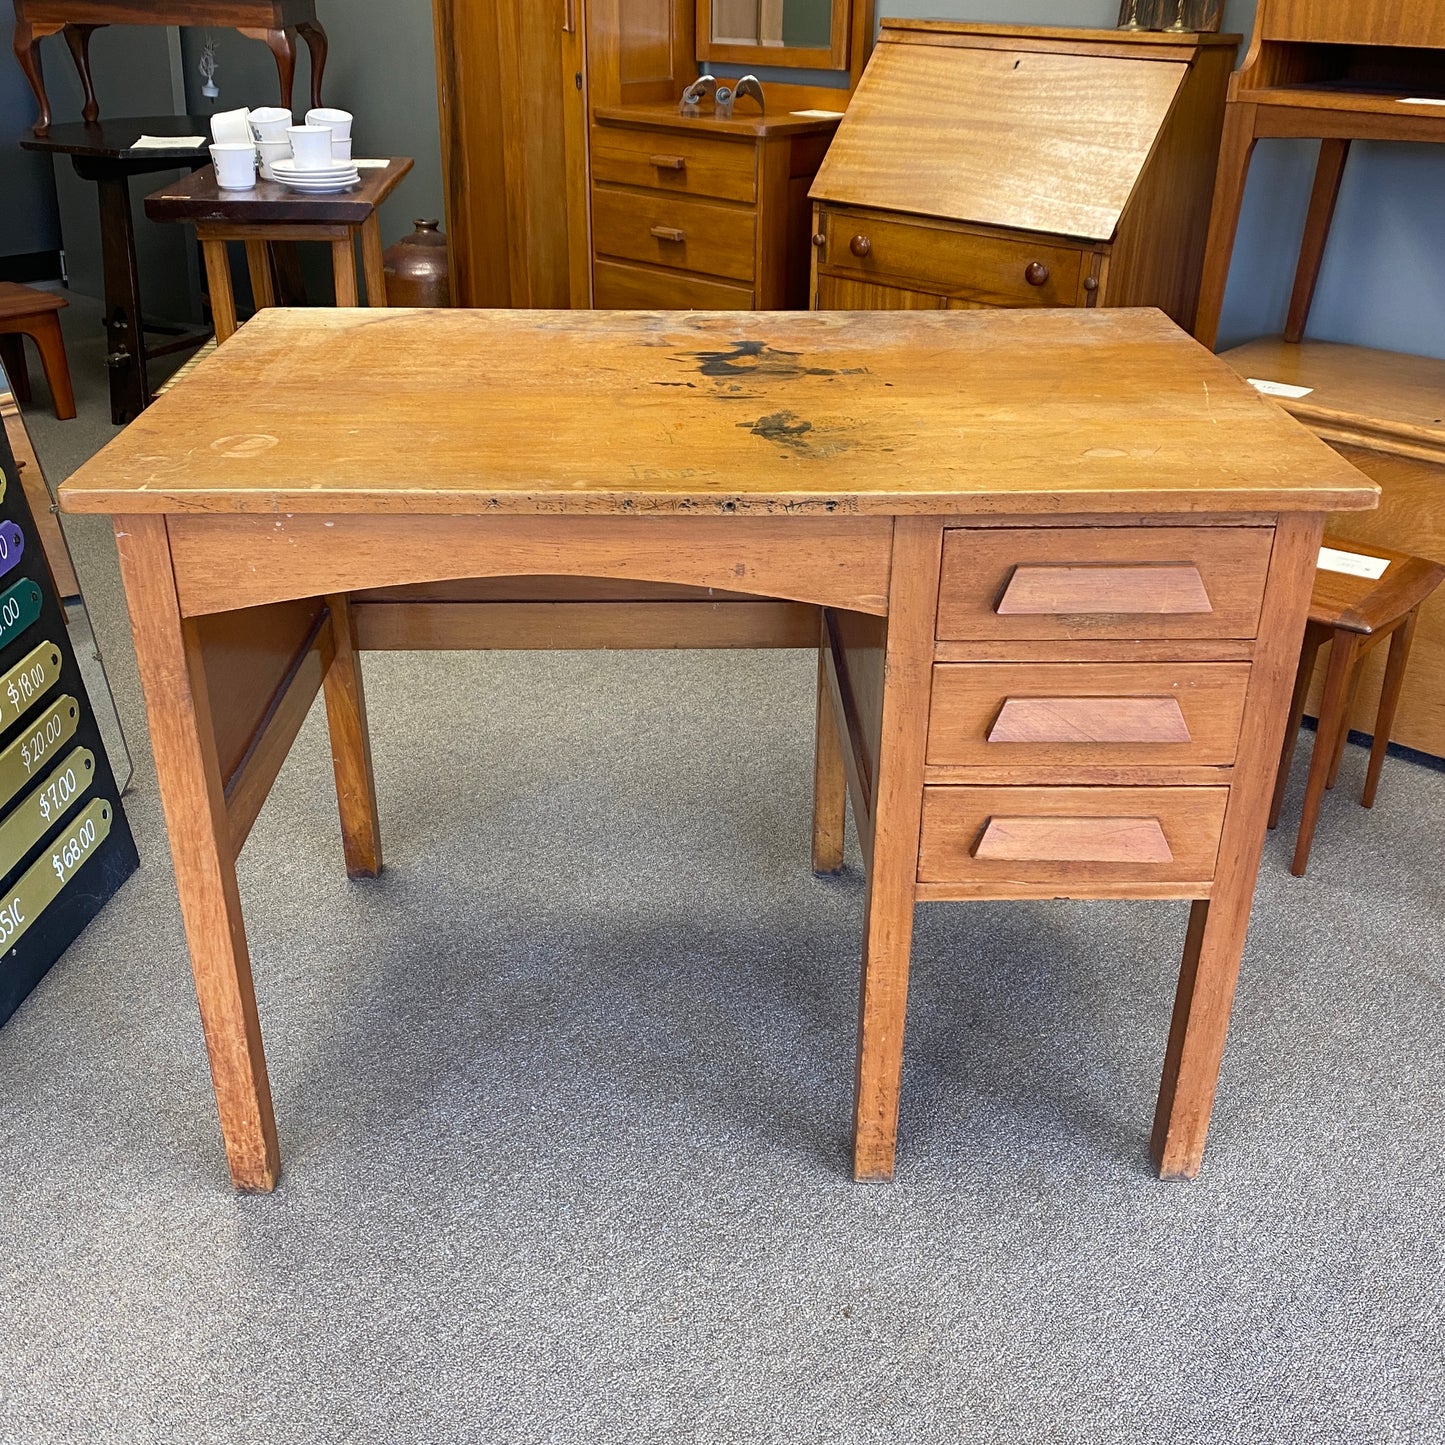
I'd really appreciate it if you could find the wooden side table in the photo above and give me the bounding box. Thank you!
[1193,0,1445,350]
[0,283,75,421]
[12,0,326,136]
[144,161,415,342]
[1271,536,1445,876]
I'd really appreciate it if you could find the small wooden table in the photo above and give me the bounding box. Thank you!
[12,0,326,136]
[144,161,414,341]
[58,307,1376,1192]
[21,117,214,424]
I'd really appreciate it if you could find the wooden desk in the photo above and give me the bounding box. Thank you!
[59,307,1376,1192]
[13,0,326,136]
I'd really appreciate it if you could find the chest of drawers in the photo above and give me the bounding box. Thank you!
[809,21,1239,327]
[591,104,838,311]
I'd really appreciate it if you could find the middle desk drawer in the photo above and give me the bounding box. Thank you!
[592,186,757,283]
[927,662,1252,769]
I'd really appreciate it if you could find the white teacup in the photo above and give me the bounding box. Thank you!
[330,135,353,162]
[210,143,257,190]
[210,108,251,146]
[286,125,333,170]
[257,140,291,180]
[306,107,352,141]
[248,106,292,144]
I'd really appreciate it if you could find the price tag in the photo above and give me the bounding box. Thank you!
[0,522,24,582]
[1248,377,1315,400]
[0,695,78,810]
[0,580,42,651]
[0,797,113,954]
[1319,546,1390,580]
[0,748,94,882]
[0,640,62,729]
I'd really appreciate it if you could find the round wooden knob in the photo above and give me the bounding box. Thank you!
[812,232,827,248]
[1024,261,1050,287]
[1083,276,1100,293]
[849,234,872,258]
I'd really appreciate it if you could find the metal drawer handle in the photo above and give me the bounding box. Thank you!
[650,154,686,170]
[650,226,686,243]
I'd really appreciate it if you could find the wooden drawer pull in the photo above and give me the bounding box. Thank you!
[650,225,686,243]
[996,563,1212,617]
[987,696,1191,745]
[973,816,1174,864]
[650,154,686,170]
[1024,261,1050,286]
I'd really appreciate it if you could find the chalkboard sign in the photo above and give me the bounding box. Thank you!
[0,425,137,1027]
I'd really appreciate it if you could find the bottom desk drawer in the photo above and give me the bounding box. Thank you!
[918,786,1228,888]
[594,259,753,311]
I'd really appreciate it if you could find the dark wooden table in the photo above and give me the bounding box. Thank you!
[145,160,415,338]
[13,0,326,136]
[22,116,214,424]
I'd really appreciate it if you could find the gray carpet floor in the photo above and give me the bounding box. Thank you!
[1,294,1442,1444]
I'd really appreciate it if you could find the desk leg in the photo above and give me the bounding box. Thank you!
[114,515,280,1191]
[1194,102,1259,350]
[298,21,328,110]
[239,27,299,113]
[62,24,101,124]
[1152,513,1322,1177]
[245,241,277,314]
[1284,139,1351,345]
[90,167,149,422]
[853,518,942,1180]
[360,215,388,308]
[323,593,382,878]
[202,241,239,344]
[332,238,360,307]
[811,629,846,875]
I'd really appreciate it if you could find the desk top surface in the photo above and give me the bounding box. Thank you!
[59,307,1378,519]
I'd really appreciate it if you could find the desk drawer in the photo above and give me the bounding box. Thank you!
[918,785,1229,888]
[927,662,1252,768]
[594,260,753,311]
[816,207,1083,308]
[591,127,757,203]
[937,527,1275,642]
[593,185,756,284]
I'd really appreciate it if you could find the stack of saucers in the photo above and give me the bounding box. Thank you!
[270,157,361,194]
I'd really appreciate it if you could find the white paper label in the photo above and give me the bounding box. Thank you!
[133,134,206,149]
[1248,377,1315,400]
[1319,546,1390,580]
[1399,97,1445,106]
[789,109,846,119]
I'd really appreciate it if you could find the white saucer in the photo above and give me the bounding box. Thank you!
[275,176,360,193]
[271,160,359,181]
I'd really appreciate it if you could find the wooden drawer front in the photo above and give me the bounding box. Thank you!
[591,127,757,203]
[594,260,753,311]
[927,662,1252,768]
[937,528,1275,641]
[593,186,756,283]
[918,786,1229,887]
[818,208,1082,308]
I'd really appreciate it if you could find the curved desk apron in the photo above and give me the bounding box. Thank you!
[59,307,1377,1192]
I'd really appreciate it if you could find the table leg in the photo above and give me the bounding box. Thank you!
[113,514,280,1191]
[239,26,299,112]
[360,214,388,307]
[1362,612,1417,810]
[323,593,382,879]
[332,237,360,307]
[852,517,943,1180]
[1152,514,1324,1176]
[1325,657,1366,790]
[1284,138,1351,345]
[89,166,149,424]
[811,631,846,876]
[1193,102,1259,350]
[202,240,239,344]
[0,335,30,403]
[62,24,102,124]
[245,241,277,313]
[1293,628,1357,874]
[298,21,329,110]
[12,16,57,135]
[1268,626,1323,830]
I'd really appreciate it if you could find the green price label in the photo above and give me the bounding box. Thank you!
[0,747,95,883]
[0,694,78,811]
[0,797,113,954]
[0,580,42,651]
[0,640,62,729]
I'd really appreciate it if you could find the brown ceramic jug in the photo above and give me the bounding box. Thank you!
[382,219,452,308]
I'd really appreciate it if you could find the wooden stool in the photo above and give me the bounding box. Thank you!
[143,160,414,342]
[0,283,76,420]
[1271,536,1445,876]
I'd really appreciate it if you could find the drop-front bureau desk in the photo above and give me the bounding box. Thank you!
[59,307,1375,1192]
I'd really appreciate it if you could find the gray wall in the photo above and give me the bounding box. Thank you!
[0,0,60,258]
[880,0,1445,360]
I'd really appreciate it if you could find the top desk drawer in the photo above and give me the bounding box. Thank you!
[591,127,758,204]
[937,527,1276,641]
[816,207,1083,308]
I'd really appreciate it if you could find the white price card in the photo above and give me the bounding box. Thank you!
[1319,546,1390,580]
[1399,98,1445,106]
[1248,377,1315,400]
[789,109,846,119]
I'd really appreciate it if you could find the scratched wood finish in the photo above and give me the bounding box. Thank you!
[58,309,1375,519]
[163,514,894,618]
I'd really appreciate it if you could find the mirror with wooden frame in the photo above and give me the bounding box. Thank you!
[699,0,850,70]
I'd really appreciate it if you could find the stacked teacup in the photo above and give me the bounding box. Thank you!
[271,108,360,193]
[249,107,292,180]
[207,106,360,191]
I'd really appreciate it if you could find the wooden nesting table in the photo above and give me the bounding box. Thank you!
[58,307,1376,1192]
